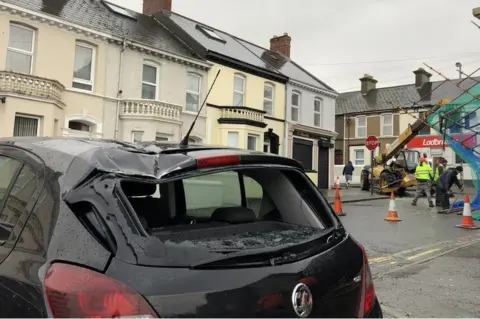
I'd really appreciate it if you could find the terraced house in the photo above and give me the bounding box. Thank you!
[0,0,210,141]
[152,0,338,187]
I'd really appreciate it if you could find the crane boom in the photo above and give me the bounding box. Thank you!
[379,102,446,163]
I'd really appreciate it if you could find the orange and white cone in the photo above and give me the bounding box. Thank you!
[455,194,479,229]
[385,192,401,222]
[336,176,342,189]
[334,180,346,216]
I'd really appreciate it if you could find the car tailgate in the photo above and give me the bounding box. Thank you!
[105,235,363,318]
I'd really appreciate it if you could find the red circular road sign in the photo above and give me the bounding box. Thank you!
[365,136,379,151]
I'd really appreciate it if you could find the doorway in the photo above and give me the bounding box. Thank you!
[317,146,330,189]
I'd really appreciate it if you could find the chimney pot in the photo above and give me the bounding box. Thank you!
[360,74,377,95]
[143,0,172,15]
[413,67,431,88]
[269,33,291,57]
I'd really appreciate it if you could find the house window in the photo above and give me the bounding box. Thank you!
[13,115,39,137]
[314,98,322,127]
[227,132,239,148]
[68,121,90,132]
[186,73,200,112]
[131,131,143,143]
[291,92,300,122]
[142,63,158,100]
[233,74,245,106]
[247,134,258,151]
[6,23,35,74]
[72,42,95,91]
[263,83,274,115]
[356,116,366,138]
[155,134,169,142]
[354,149,365,166]
[381,114,393,136]
[334,149,343,165]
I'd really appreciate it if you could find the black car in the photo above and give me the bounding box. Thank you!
[0,137,382,318]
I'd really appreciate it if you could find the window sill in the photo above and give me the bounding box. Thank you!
[182,110,206,118]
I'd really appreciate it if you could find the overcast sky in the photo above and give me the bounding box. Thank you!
[112,0,480,93]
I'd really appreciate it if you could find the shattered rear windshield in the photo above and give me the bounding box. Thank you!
[120,167,334,254]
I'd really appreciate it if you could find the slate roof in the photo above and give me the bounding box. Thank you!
[336,76,480,115]
[156,10,336,93]
[3,0,201,60]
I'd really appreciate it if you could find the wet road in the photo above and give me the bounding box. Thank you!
[339,196,480,317]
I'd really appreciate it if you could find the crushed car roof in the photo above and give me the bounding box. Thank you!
[0,137,277,189]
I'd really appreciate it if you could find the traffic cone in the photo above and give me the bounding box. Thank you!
[336,176,342,189]
[385,192,401,222]
[455,194,479,229]
[333,180,346,216]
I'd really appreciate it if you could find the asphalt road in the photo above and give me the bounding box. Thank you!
[339,197,480,317]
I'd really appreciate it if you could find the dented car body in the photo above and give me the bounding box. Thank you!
[0,137,382,318]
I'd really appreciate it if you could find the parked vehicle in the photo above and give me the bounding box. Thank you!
[0,137,382,318]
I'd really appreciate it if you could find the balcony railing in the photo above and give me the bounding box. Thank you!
[220,107,265,122]
[61,128,103,138]
[0,71,65,106]
[121,100,182,121]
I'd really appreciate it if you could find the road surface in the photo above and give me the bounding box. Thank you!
[340,196,480,317]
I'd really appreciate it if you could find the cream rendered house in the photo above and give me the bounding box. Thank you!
[0,0,210,141]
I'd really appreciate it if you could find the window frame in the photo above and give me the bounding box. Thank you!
[381,113,393,137]
[155,133,169,142]
[141,61,159,100]
[6,23,35,75]
[0,149,41,246]
[356,116,366,138]
[13,114,40,137]
[72,41,96,92]
[233,74,245,106]
[291,91,301,122]
[314,97,322,127]
[131,130,144,143]
[186,73,201,112]
[353,148,365,166]
[247,134,258,151]
[263,83,274,115]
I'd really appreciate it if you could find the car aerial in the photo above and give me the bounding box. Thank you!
[0,137,382,318]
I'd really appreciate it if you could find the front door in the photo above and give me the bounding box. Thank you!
[317,146,330,189]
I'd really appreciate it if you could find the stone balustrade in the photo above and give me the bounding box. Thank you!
[121,99,182,121]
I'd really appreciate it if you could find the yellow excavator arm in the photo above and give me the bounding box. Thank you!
[375,100,449,164]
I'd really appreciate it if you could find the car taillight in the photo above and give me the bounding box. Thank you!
[43,263,158,318]
[196,154,241,168]
[355,240,376,318]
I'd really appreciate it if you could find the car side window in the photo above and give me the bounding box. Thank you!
[0,160,36,242]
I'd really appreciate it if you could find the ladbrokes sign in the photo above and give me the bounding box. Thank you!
[407,134,476,148]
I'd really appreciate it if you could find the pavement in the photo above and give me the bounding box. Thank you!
[339,196,480,317]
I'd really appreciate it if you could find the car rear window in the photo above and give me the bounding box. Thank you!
[120,167,334,252]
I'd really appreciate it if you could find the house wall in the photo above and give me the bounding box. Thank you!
[205,63,285,153]
[0,9,115,137]
[117,49,209,142]
[286,84,335,132]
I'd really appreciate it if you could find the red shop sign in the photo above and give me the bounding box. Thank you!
[406,134,476,148]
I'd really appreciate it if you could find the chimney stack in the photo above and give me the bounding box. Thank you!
[360,74,377,95]
[269,33,291,57]
[143,0,171,15]
[413,67,431,88]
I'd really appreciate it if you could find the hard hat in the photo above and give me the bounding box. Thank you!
[419,156,425,162]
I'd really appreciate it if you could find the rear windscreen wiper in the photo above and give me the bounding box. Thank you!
[190,227,336,269]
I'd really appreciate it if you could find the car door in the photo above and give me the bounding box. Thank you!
[0,146,44,317]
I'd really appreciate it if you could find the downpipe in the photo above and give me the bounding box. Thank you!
[114,39,127,140]
[283,84,289,157]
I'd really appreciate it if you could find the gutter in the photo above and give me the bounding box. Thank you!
[114,39,127,140]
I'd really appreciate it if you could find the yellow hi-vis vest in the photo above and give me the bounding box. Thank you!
[415,163,433,181]
[433,165,443,181]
